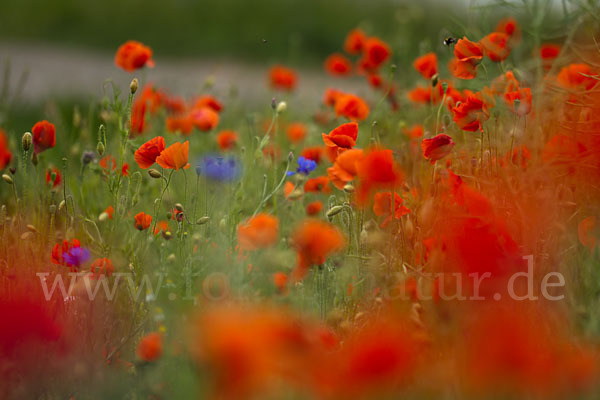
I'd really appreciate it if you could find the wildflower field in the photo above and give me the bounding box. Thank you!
[2,0,600,399]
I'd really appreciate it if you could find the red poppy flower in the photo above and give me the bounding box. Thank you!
[134,212,152,231]
[137,332,163,362]
[323,88,345,107]
[0,129,11,170]
[449,37,484,80]
[286,122,307,143]
[45,167,61,188]
[166,114,194,135]
[216,130,238,151]
[407,86,432,104]
[32,120,56,154]
[355,148,404,206]
[504,87,532,115]
[134,136,165,169]
[51,239,81,266]
[190,107,220,131]
[104,205,114,219]
[557,63,597,90]
[373,192,410,227]
[496,17,521,44]
[367,73,383,89]
[193,95,223,113]
[156,141,190,170]
[421,134,455,163]
[300,146,324,164]
[360,37,391,71]
[334,94,370,121]
[413,53,438,79]
[306,201,323,216]
[90,257,114,278]
[322,122,358,162]
[344,29,367,55]
[99,155,128,176]
[272,272,289,292]
[291,219,346,280]
[130,98,147,136]
[304,176,332,194]
[269,65,298,91]
[237,213,279,251]
[114,40,155,72]
[325,53,353,76]
[503,144,531,169]
[480,32,511,62]
[452,92,490,132]
[327,148,364,189]
[403,124,424,139]
[540,43,561,71]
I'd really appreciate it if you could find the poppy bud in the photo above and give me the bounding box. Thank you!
[287,152,294,162]
[343,184,355,193]
[130,78,139,95]
[175,203,184,212]
[276,101,287,114]
[148,169,162,179]
[2,174,13,185]
[327,205,344,218]
[98,212,109,222]
[22,132,32,152]
[58,200,66,212]
[219,218,227,230]
[431,73,439,87]
[196,216,210,225]
[96,142,105,157]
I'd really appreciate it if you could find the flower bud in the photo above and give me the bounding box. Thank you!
[148,169,162,179]
[431,73,439,87]
[276,101,287,114]
[96,142,105,157]
[98,212,109,222]
[196,216,210,225]
[326,205,344,218]
[26,224,38,233]
[343,184,355,193]
[58,200,66,213]
[22,132,32,152]
[130,78,139,95]
[2,174,13,185]
[174,203,184,212]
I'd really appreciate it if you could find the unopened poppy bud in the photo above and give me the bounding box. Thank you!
[97,141,105,157]
[2,174,13,185]
[287,152,294,162]
[196,216,210,225]
[98,212,109,222]
[174,203,184,212]
[343,184,355,193]
[441,81,448,93]
[431,73,439,87]
[148,169,162,179]
[287,189,303,200]
[22,132,32,152]
[130,78,139,94]
[58,200,66,212]
[276,101,287,114]
[31,152,39,166]
[390,64,397,73]
[327,205,344,218]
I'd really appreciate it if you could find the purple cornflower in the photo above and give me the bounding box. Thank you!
[196,155,241,182]
[287,156,316,176]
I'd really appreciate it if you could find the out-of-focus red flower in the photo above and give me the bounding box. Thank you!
[114,40,155,72]
[327,148,364,189]
[304,176,331,194]
[193,95,224,113]
[355,148,404,206]
[557,63,597,90]
[367,73,383,89]
[540,43,561,70]
[134,212,152,231]
[134,136,165,169]
[503,144,531,169]
[403,124,424,139]
[324,53,353,76]
[137,332,163,362]
[286,122,307,143]
[413,53,438,79]
[291,219,345,279]
[301,146,324,164]
[344,29,367,55]
[306,201,323,216]
[130,98,147,136]
[104,205,114,219]
[190,107,220,131]
[373,192,410,227]
[578,217,598,250]
[99,155,129,176]
[0,129,11,170]
[272,272,288,292]
[51,239,81,266]
[504,87,532,115]
[156,141,190,170]
[452,92,490,132]
[322,122,358,162]
[323,88,345,107]
[269,65,298,91]
[237,213,279,251]
[334,93,370,121]
[166,114,194,135]
[32,120,56,154]
[360,37,391,71]
[45,167,61,188]
[90,257,114,278]
[216,130,239,151]
[421,134,455,163]
[496,17,521,44]
[480,32,511,62]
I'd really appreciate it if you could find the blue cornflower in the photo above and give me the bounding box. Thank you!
[62,247,91,270]
[287,156,317,176]
[196,155,241,182]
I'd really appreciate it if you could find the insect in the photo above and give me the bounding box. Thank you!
[443,37,457,47]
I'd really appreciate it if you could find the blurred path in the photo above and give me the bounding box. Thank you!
[0,42,365,107]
